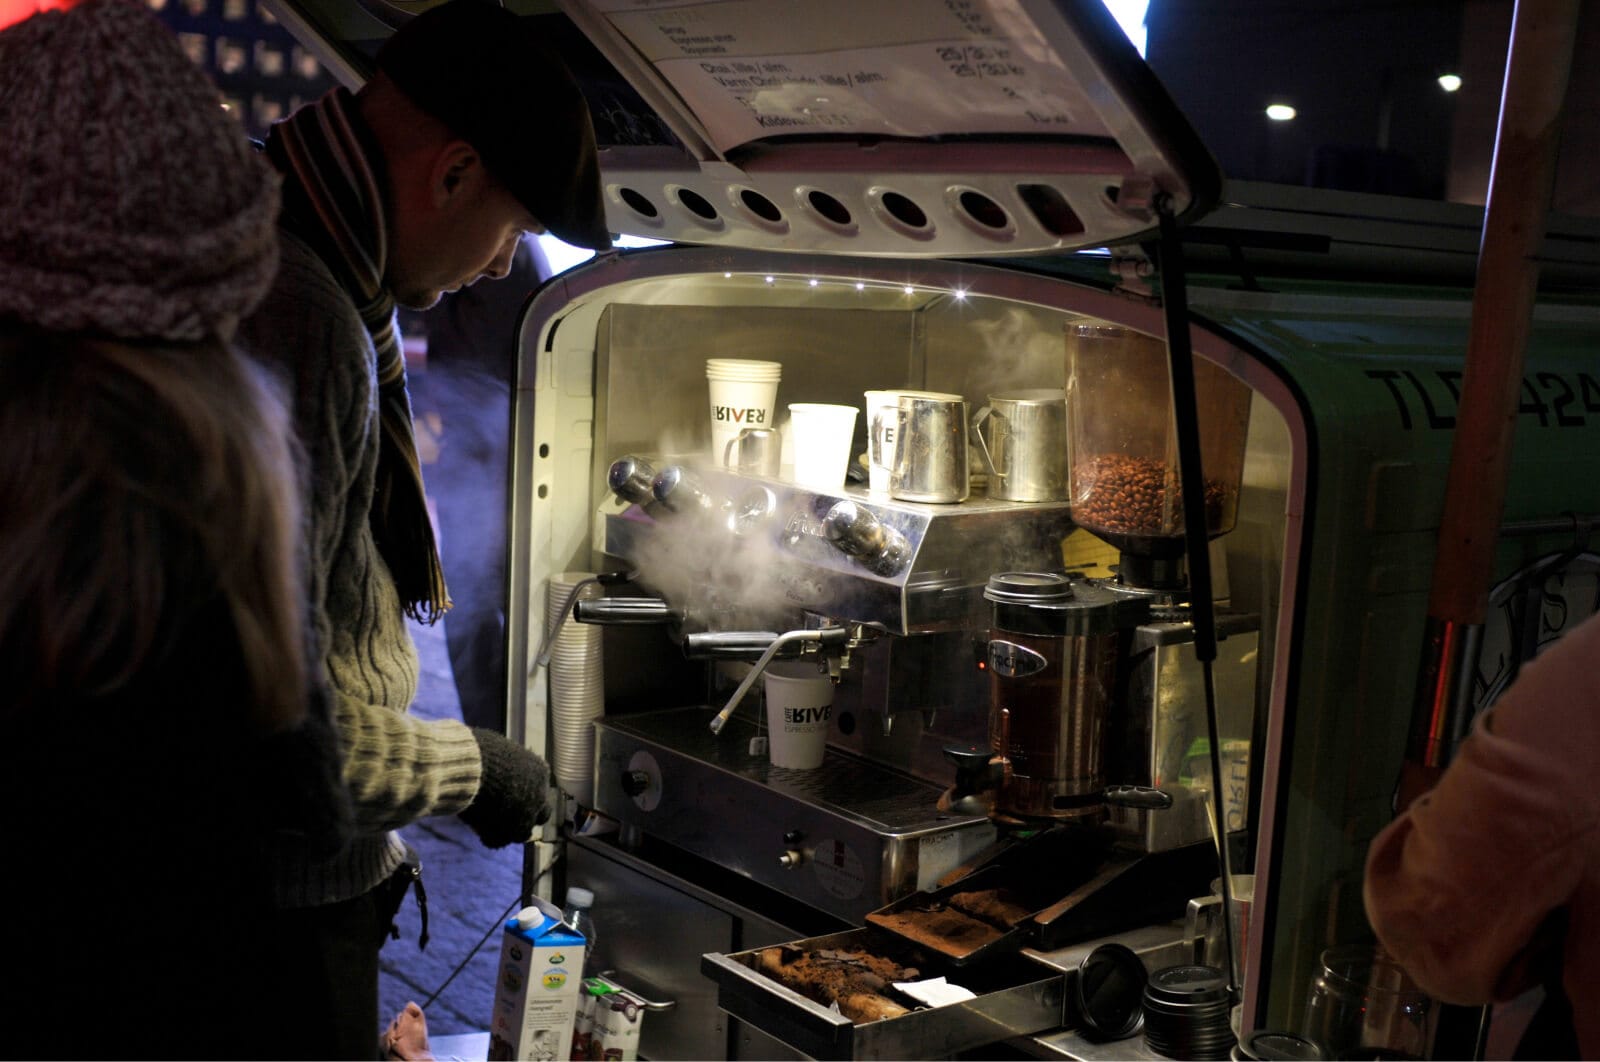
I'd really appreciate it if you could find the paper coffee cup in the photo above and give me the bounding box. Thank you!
[763,661,834,770]
[707,359,781,468]
[788,402,859,490]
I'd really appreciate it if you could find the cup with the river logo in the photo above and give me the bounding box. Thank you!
[706,359,781,469]
[761,660,834,769]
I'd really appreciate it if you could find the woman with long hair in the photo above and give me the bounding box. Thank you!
[0,1,350,1054]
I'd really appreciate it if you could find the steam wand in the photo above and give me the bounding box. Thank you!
[707,627,851,735]
[534,570,639,671]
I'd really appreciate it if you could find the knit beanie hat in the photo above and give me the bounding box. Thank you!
[0,0,281,341]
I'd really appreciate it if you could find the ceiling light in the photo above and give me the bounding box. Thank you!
[1437,73,1462,92]
[1265,103,1296,121]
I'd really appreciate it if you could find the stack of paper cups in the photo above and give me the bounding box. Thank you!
[546,572,605,806]
[706,359,782,468]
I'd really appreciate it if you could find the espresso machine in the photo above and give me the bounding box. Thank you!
[573,319,1260,959]
[581,453,1082,923]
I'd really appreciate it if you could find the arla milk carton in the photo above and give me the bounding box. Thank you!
[488,896,586,1061]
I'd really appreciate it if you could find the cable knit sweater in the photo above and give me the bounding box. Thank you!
[1364,610,1600,1058]
[239,231,483,909]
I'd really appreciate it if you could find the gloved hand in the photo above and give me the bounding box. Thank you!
[458,728,552,848]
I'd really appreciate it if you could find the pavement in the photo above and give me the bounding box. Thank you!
[377,619,524,1047]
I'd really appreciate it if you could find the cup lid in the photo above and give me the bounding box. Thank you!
[1234,1030,1326,1060]
[984,571,1076,604]
[1075,943,1148,1040]
[1144,964,1231,1006]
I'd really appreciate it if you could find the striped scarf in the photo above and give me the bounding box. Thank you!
[265,88,450,624]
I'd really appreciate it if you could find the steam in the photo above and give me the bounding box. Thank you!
[623,459,813,636]
[960,305,1070,395]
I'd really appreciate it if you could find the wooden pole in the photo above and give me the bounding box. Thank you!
[1406,0,1580,784]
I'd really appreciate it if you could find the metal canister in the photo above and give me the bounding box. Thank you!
[890,391,970,503]
[972,389,1068,502]
[983,571,1148,821]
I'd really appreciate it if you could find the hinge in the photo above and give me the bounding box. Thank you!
[1109,250,1157,300]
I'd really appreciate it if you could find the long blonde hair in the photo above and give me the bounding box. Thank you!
[0,324,308,731]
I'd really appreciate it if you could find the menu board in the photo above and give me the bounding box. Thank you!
[573,0,1112,154]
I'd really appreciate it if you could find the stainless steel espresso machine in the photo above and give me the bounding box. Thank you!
[557,319,1261,1058]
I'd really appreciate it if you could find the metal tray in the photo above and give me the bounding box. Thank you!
[863,864,1057,967]
[701,927,1064,1061]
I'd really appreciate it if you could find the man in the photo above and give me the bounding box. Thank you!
[236,1,611,1054]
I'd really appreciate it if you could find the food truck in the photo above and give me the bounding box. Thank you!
[268,1,1600,1056]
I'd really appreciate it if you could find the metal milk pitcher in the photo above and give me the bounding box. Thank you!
[890,391,970,503]
[972,389,1068,501]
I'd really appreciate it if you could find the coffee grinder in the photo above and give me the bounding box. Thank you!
[933,323,1259,948]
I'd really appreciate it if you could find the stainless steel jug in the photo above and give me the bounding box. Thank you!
[972,389,1068,502]
[890,391,969,503]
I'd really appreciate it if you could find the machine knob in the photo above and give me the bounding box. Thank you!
[822,501,910,576]
[783,829,805,845]
[651,466,715,515]
[823,500,887,556]
[620,769,652,798]
[778,849,806,869]
[608,456,658,506]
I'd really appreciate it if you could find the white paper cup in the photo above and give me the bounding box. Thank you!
[707,359,781,468]
[762,661,834,770]
[787,402,859,490]
[864,389,906,493]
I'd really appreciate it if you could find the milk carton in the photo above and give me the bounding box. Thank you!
[488,896,586,1062]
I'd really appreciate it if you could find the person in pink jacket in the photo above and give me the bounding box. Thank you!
[1364,608,1600,1058]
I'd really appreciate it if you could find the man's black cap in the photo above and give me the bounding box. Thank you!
[376,0,612,250]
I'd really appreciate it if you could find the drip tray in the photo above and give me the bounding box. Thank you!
[702,927,1064,1061]
[593,707,997,922]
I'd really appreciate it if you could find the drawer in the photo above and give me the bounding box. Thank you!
[701,927,1065,1060]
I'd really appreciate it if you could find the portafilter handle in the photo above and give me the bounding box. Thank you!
[573,598,680,625]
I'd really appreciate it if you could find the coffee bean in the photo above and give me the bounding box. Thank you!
[1070,454,1234,539]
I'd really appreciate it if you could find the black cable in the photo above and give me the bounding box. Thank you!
[418,852,564,1011]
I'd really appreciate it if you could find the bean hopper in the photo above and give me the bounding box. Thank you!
[1064,322,1253,594]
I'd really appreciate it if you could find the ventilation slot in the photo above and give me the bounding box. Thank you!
[1018,183,1084,237]
[807,190,853,226]
[739,189,783,223]
[881,191,929,230]
[619,187,659,219]
[957,190,1009,230]
[676,187,719,221]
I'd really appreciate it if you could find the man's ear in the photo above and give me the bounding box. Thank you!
[431,140,483,206]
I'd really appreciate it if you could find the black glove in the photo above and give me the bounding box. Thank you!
[458,728,552,848]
